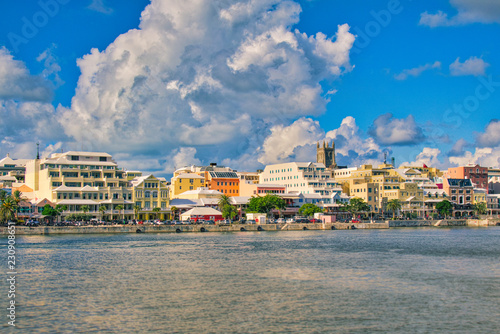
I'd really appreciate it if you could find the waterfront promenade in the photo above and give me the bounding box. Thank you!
[1,219,498,235]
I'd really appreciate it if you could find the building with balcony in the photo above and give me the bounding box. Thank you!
[131,174,170,220]
[24,151,136,220]
[260,162,338,196]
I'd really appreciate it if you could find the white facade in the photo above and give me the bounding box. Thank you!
[260,162,338,196]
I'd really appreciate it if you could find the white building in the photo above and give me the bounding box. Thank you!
[260,162,338,196]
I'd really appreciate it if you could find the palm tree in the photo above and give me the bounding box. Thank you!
[218,195,231,211]
[152,207,161,220]
[387,199,402,219]
[99,205,107,222]
[115,205,124,223]
[134,205,141,221]
[0,196,17,223]
[11,190,25,220]
[170,206,178,221]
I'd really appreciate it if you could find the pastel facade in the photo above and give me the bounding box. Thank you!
[170,173,205,198]
[260,162,338,196]
[444,164,488,190]
[131,174,170,220]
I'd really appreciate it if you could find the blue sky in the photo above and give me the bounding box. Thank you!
[0,0,499,175]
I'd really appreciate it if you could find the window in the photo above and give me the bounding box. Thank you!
[99,157,107,162]
[145,191,151,198]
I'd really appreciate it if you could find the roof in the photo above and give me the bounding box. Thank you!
[57,199,100,205]
[256,184,286,188]
[181,207,222,216]
[209,171,238,179]
[230,196,251,205]
[179,188,223,196]
[446,178,473,187]
[173,173,205,179]
[0,156,30,167]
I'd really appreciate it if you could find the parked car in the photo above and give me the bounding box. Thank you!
[276,218,285,224]
[246,220,256,224]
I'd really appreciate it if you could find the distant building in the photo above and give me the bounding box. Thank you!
[443,178,473,205]
[444,164,488,190]
[316,141,336,169]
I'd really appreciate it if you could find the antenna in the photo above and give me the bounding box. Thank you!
[384,152,387,164]
[36,142,40,159]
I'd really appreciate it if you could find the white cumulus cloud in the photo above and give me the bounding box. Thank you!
[419,0,500,27]
[449,57,489,76]
[56,0,355,174]
[369,113,426,146]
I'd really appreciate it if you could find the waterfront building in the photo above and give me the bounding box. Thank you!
[487,167,500,194]
[486,194,500,215]
[171,163,239,197]
[260,162,338,196]
[444,164,488,190]
[472,188,487,204]
[0,154,29,183]
[180,207,223,222]
[237,171,260,184]
[239,182,286,197]
[24,151,138,220]
[170,172,205,198]
[131,174,170,220]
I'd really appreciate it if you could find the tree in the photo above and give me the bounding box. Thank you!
[115,205,124,223]
[152,207,161,220]
[99,205,107,221]
[218,194,231,210]
[344,198,370,219]
[387,199,402,219]
[0,196,17,223]
[298,203,322,217]
[11,190,25,220]
[134,205,141,221]
[55,204,67,222]
[436,200,453,218]
[42,204,58,222]
[81,205,90,221]
[221,204,238,221]
[473,202,487,216]
[247,194,286,216]
[170,206,178,220]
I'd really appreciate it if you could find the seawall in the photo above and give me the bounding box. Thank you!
[1,219,498,235]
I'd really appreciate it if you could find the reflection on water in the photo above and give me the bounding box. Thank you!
[2,228,499,333]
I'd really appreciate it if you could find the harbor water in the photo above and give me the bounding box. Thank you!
[3,227,499,333]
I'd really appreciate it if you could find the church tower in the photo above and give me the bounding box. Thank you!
[316,140,337,169]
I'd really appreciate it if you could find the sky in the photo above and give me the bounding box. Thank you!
[0,0,499,177]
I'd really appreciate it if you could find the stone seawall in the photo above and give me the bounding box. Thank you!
[1,219,497,235]
[0,222,389,235]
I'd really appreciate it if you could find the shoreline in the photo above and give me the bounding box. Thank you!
[1,219,498,235]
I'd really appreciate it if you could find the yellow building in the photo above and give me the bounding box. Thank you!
[473,188,487,204]
[170,173,205,198]
[131,175,170,220]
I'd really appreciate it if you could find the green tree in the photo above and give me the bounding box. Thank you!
[0,196,17,223]
[99,205,107,222]
[218,194,231,210]
[436,200,453,218]
[42,204,58,222]
[345,198,370,219]
[134,205,141,221]
[221,204,238,220]
[55,204,67,223]
[472,202,487,216]
[152,207,161,220]
[247,194,286,215]
[298,203,322,217]
[387,199,402,219]
[11,190,25,220]
[81,205,90,221]
[115,205,124,223]
[170,206,178,220]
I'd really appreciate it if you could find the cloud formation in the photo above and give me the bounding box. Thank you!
[475,119,500,147]
[56,0,355,173]
[369,113,426,146]
[419,0,500,27]
[394,61,441,80]
[449,56,489,76]
[0,47,53,102]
